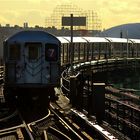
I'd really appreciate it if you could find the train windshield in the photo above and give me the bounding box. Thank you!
[9,44,20,60]
[45,44,58,61]
[25,43,42,61]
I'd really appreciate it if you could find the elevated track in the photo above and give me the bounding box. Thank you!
[61,57,140,140]
[0,57,140,139]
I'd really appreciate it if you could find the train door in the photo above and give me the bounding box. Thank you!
[6,43,21,84]
[24,43,42,83]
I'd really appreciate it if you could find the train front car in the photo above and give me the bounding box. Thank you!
[3,30,61,103]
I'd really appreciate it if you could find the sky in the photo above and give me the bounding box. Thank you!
[0,0,140,29]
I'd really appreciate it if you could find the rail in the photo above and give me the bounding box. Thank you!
[50,101,119,140]
[71,109,118,140]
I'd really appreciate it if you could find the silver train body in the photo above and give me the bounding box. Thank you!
[3,30,61,99]
[57,37,140,64]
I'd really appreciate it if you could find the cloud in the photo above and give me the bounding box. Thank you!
[0,0,140,28]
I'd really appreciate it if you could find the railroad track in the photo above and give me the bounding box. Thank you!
[50,103,90,140]
[0,86,132,140]
[49,100,119,140]
[0,90,49,139]
[27,102,93,140]
[0,109,34,139]
[0,98,128,140]
[0,106,57,139]
[0,93,85,139]
[28,109,72,140]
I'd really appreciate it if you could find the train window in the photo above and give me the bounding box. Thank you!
[45,44,58,61]
[25,43,41,61]
[9,44,20,60]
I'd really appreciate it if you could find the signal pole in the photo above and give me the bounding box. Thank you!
[70,14,74,73]
[62,14,86,74]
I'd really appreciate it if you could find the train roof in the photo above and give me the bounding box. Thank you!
[57,36,108,43]
[57,36,140,44]
[129,39,140,43]
[5,30,60,44]
[63,37,87,43]
[82,37,108,43]
[57,37,69,43]
[105,37,131,43]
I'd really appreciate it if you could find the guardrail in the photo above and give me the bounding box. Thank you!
[0,66,4,83]
[61,68,70,96]
[61,58,140,96]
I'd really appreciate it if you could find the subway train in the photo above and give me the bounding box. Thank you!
[3,30,61,102]
[57,36,140,65]
[2,30,140,103]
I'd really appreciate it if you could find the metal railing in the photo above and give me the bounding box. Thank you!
[61,58,140,96]
[0,66,4,83]
[61,68,70,95]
